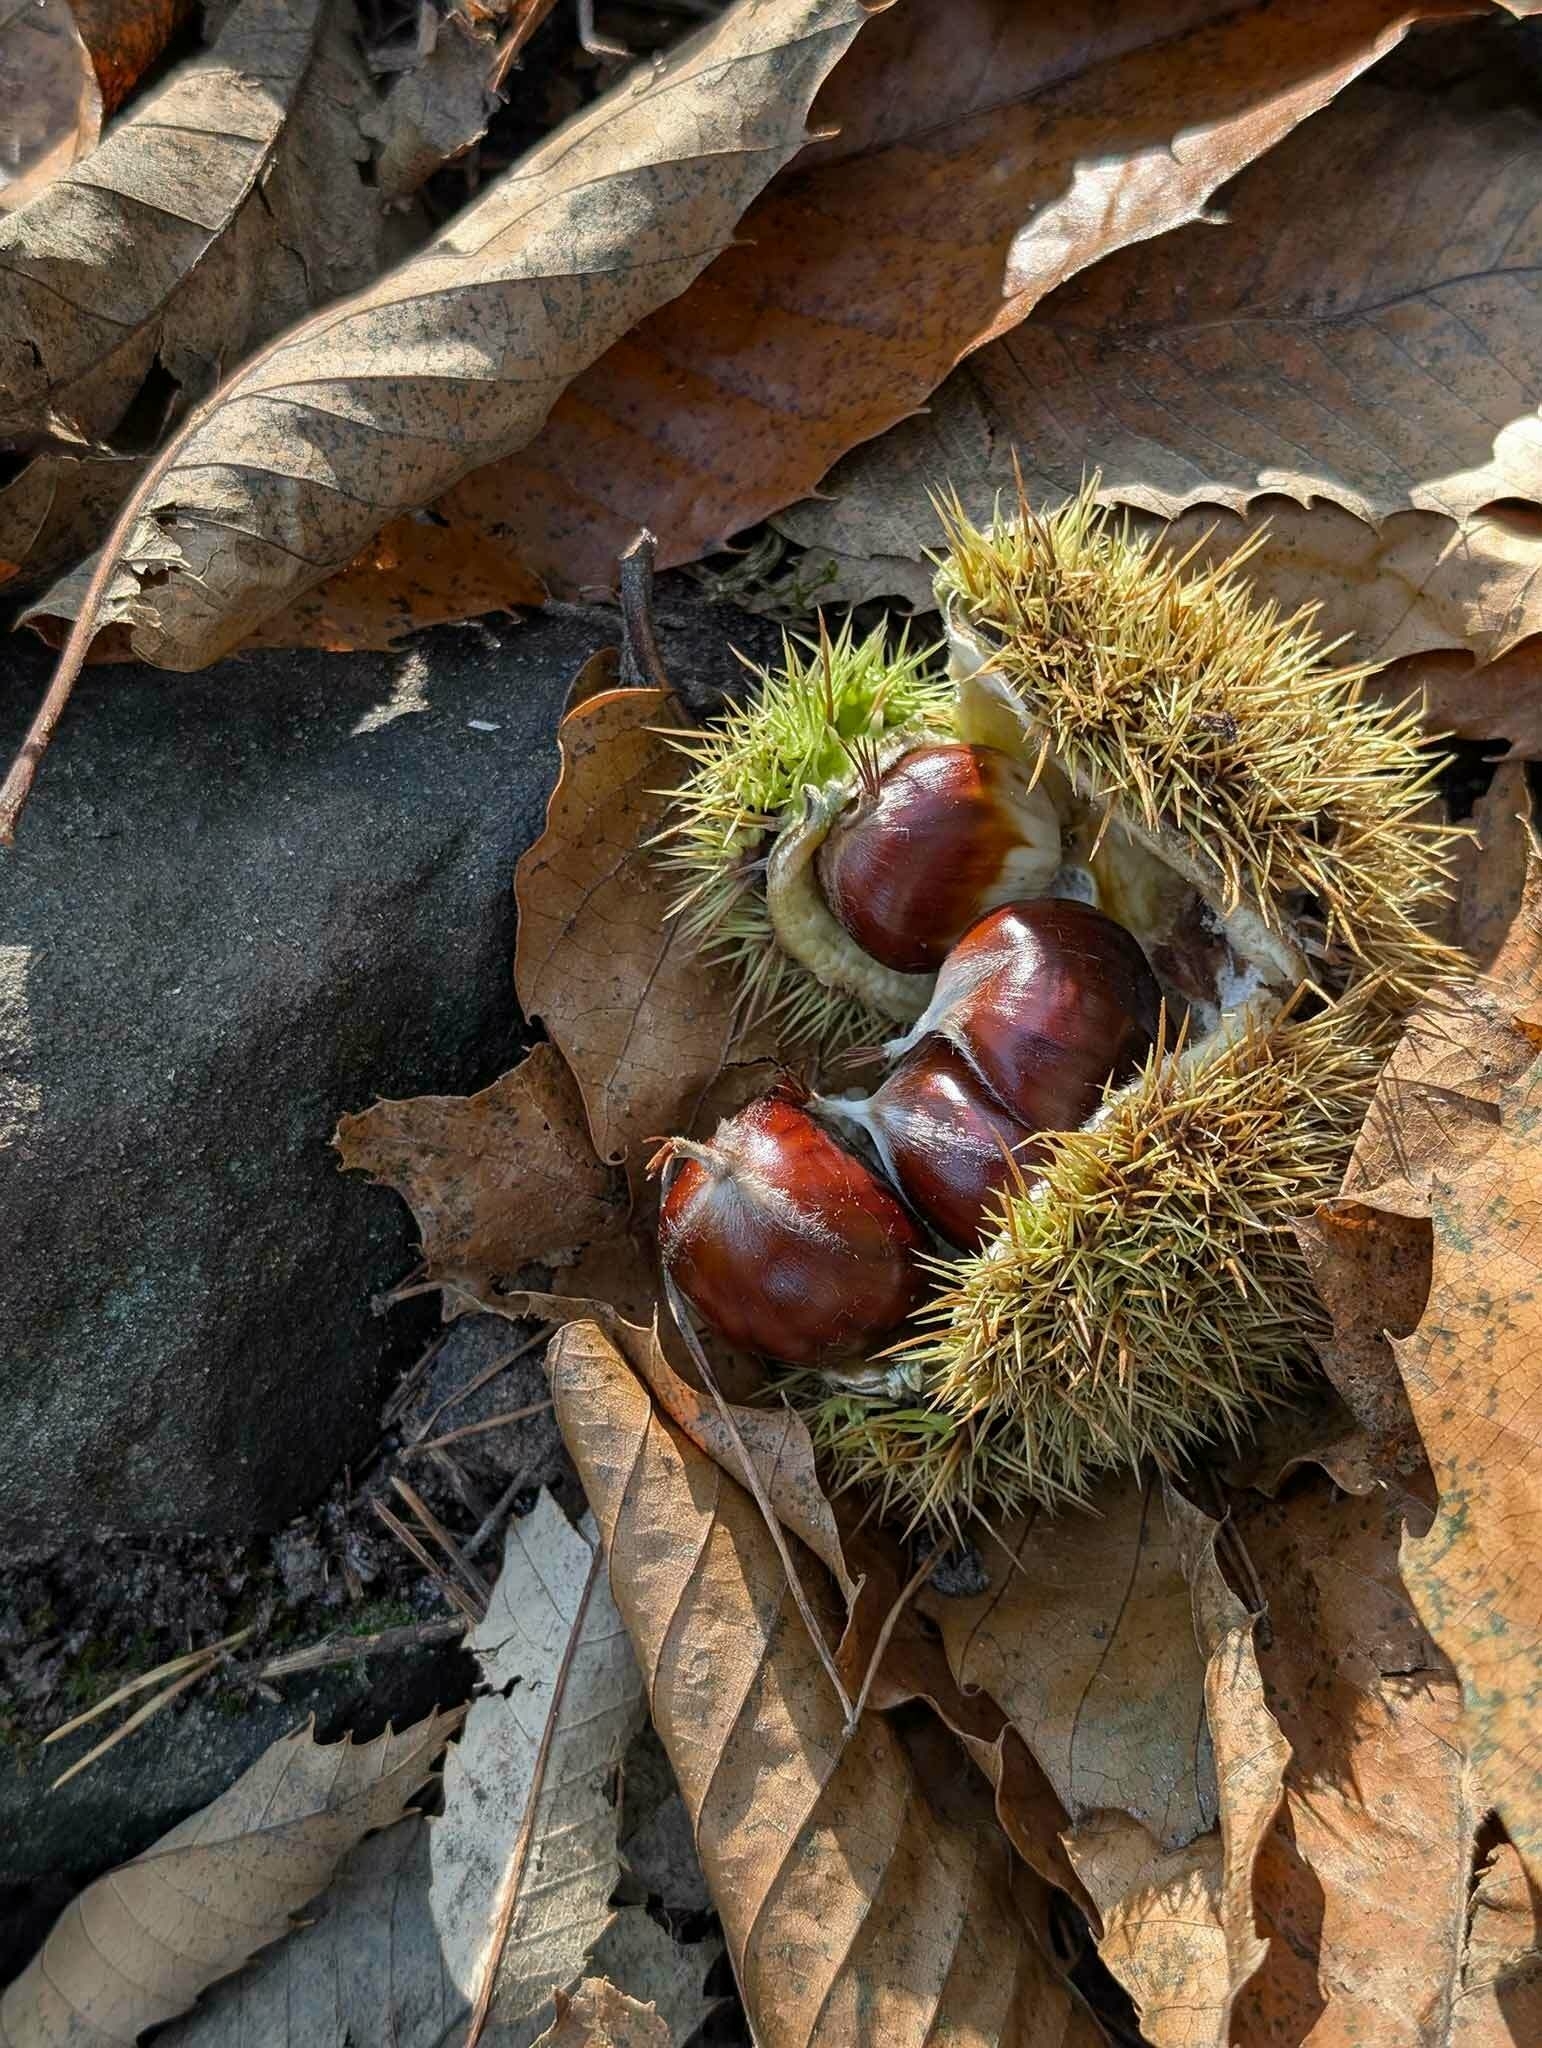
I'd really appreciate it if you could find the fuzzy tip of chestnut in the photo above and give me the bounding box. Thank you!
[815,741,1060,973]
[652,1090,927,1370]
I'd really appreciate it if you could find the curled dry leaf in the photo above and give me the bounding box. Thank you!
[335,1041,623,1310]
[0,0,322,445]
[0,1708,460,2047]
[360,10,495,201]
[919,1473,1220,1852]
[36,0,868,672]
[1227,1475,1485,2046]
[549,1316,1104,2048]
[532,1980,669,2048]
[71,0,197,116]
[377,0,1480,610]
[514,682,773,1183]
[0,0,101,215]
[1453,757,1535,969]
[1369,642,1542,756]
[776,368,1542,671]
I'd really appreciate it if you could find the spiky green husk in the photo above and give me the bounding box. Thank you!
[804,1001,1382,1531]
[937,482,1465,1023]
[656,620,950,1051]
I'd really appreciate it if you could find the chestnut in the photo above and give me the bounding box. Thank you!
[888,899,1163,1133]
[815,743,1060,972]
[818,1037,1044,1251]
[654,1092,926,1369]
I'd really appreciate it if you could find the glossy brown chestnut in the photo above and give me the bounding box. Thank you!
[654,1093,926,1369]
[890,899,1163,1133]
[824,1037,1044,1251]
[815,743,1060,972]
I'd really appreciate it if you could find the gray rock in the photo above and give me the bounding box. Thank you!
[0,592,779,1557]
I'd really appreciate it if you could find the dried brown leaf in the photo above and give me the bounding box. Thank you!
[533,1979,669,2048]
[0,0,101,216]
[1393,1043,1542,1892]
[777,375,1542,670]
[0,1709,460,2046]
[71,0,196,116]
[360,10,495,201]
[1228,1476,1483,2046]
[1060,1489,1287,2048]
[549,1316,1104,2048]
[376,0,1482,613]
[1456,758,1534,968]
[0,0,323,445]
[335,1042,623,1309]
[1371,643,1542,755]
[920,1473,1219,1852]
[37,0,867,672]
[0,450,134,592]
[925,72,1542,532]
[1451,1833,1542,2044]
[514,683,771,1182]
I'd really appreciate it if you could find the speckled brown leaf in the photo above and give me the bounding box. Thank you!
[775,369,1542,670]
[1295,1199,1433,1477]
[298,0,1475,623]
[514,684,771,1183]
[0,0,323,445]
[532,1980,669,2048]
[1059,1489,1287,2048]
[1451,1833,1542,2043]
[900,71,1542,532]
[548,1316,1104,2048]
[1394,1044,1542,1890]
[45,0,867,670]
[1228,1475,1485,2046]
[0,1710,460,2046]
[335,1042,623,1310]
[920,1472,1218,1852]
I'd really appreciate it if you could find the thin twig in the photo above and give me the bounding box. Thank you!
[464,1472,530,1565]
[844,1539,948,1738]
[490,0,560,91]
[42,1625,255,1745]
[382,1325,455,1430]
[657,1253,854,1724]
[391,1476,494,1607]
[373,1498,484,1624]
[255,1617,468,1682]
[403,1399,555,1456]
[618,528,673,695]
[50,1659,217,1790]
[409,1330,549,1444]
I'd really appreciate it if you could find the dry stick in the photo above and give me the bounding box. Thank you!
[42,1624,255,1745]
[391,1476,495,1608]
[409,1330,549,1444]
[374,1498,485,1625]
[466,1542,606,2048]
[658,1264,854,1726]
[404,1400,555,1456]
[464,1471,531,1565]
[255,1618,468,1683]
[50,1658,219,1791]
[617,528,673,695]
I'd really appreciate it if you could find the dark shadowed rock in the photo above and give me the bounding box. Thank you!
[0,591,779,1558]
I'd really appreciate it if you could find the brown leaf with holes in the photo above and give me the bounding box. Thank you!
[919,1472,1219,1852]
[548,1316,1104,2048]
[532,1979,669,2048]
[1228,1474,1485,2046]
[514,683,772,1182]
[32,0,867,671]
[298,0,1475,622]
[334,1043,622,1309]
